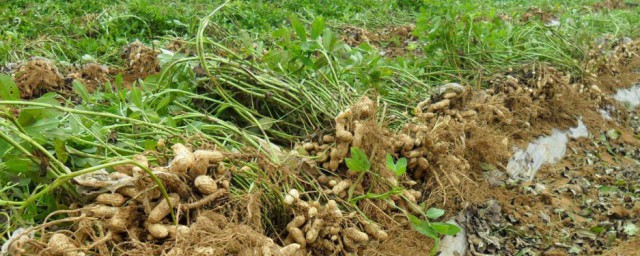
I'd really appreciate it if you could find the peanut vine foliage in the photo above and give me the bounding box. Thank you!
[346,147,461,254]
[0,70,201,222]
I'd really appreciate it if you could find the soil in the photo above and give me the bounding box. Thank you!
[604,236,640,256]
[65,63,110,92]
[592,0,637,11]
[340,24,419,57]
[122,40,160,78]
[165,39,191,55]
[113,40,162,88]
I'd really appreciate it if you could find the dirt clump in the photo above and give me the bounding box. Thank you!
[341,26,376,47]
[295,38,640,255]
[64,63,110,92]
[363,224,434,256]
[519,7,560,26]
[592,0,635,10]
[165,39,191,55]
[122,40,160,78]
[13,57,64,99]
[341,24,419,57]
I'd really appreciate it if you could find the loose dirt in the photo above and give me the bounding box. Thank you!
[592,0,637,11]
[122,40,160,78]
[341,24,419,57]
[65,63,110,92]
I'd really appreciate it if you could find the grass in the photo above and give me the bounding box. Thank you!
[0,0,639,250]
[0,0,417,64]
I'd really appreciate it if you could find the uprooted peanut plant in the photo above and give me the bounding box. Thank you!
[2,0,640,255]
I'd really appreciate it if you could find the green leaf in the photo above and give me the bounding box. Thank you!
[312,57,328,70]
[0,74,20,100]
[300,56,314,67]
[104,80,113,94]
[257,117,276,130]
[386,154,407,177]
[598,133,607,142]
[53,139,68,163]
[18,96,61,126]
[479,162,497,171]
[590,226,605,234]
[162,116,177,127]
[408,214,438,239]
[395,157,407,176]
[345,147,370,172]
[431,222,461,235]
[606,129,620,140]
[144,139,157,150]
[322,29,336,50]
[290,15,307,41]
[598,185,619,195]
[386,154,395,170]
[142,74,160,90]
[310,17,325,40]
[115,73,124,90]
[155,94,175,113]
[425,207,445,219]
[569,246,582,254]
[0,139,9,155]
[5,158,39,176]
[130,86,143,108]
[72,80,92,104]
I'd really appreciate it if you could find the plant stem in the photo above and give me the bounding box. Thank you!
[0,101,179,134]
